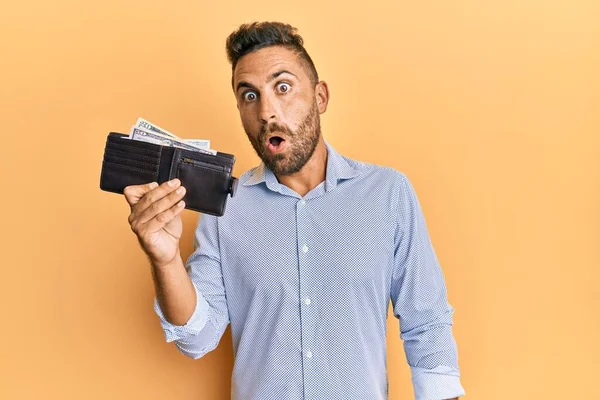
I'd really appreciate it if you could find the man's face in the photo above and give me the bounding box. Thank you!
[233,46,323,176]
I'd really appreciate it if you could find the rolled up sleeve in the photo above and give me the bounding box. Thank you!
[152,213,230,359]
[153,282,210,343]
[390,174,466,399]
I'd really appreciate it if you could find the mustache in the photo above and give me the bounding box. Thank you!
[259,122,293,138]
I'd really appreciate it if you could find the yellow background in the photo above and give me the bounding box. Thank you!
[1,1,598,399]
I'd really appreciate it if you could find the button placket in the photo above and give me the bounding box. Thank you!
[296,194,316,392]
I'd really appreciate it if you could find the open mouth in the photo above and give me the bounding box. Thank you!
[266,135,286,153]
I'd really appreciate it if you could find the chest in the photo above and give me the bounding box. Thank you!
[219,190,396,295]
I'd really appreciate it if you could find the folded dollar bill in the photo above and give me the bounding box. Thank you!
[127,118,216,155]
[183,139,211,150]
[133,117,178,139]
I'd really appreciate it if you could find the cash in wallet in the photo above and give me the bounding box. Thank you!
[99,131,238,217]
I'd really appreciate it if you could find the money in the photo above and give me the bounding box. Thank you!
[129,118,217,155]
[132,117,177,139]
[130,127,216,155]
[183,139,211,150]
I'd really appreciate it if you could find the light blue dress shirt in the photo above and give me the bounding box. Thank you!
[154,141,465,400]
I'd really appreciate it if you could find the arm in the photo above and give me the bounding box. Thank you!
[150,248,196,326]
[153,214,230,359]
[390,174,466,400]
[123,180,229,360]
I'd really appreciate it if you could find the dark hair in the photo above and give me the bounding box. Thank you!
[226,21,319,86]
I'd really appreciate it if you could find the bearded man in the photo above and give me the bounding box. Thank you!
[123,21,465,400]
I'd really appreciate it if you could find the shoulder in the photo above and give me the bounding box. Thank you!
[341,152,409,187]
[237,164,263,185]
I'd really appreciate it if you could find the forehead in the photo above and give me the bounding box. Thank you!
[233,46,306,86]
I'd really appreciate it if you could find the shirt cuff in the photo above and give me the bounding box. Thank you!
[153,283,209,343]
[411,365,466,400]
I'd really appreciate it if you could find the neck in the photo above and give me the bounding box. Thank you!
[275,137,328,197]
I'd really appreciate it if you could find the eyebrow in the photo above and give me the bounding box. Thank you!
[235,70,297,93]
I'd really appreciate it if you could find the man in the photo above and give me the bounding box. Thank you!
[124,21,465,400]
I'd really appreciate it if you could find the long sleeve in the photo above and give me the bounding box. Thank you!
[153,213,230,359]
[390,174,466,400]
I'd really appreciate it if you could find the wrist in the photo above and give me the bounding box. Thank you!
[151,249,182,269]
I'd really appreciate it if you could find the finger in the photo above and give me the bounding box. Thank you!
[124,182,159,206]
[133,178,181,215]
[137,184,186,225]
[141,200,186,235]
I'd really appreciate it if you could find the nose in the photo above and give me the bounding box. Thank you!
[258,93,279,124]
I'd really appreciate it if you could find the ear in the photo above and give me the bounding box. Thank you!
[315,81,329,114]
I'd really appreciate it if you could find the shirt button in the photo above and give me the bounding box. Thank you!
[305,350,313,358]
[300,199,306,205]
[304,297,311,305]
[302,244,309,253]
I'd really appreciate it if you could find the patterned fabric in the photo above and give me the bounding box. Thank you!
[154,141,465,400]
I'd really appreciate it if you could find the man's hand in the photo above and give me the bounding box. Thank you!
[124,178,187,268]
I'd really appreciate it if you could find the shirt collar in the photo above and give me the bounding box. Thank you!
[242,140,360,192]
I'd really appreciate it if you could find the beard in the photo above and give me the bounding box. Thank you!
[245,103,321,176]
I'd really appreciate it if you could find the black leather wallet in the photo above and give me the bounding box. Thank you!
[99,132,238,216]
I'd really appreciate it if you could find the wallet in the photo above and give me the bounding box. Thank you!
[99,132,238,216]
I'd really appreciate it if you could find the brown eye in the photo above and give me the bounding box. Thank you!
[244,92,257,102]
[277,83,290,93]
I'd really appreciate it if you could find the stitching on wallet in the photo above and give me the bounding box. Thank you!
[169,149,180,180]
[102,160,159,174]
[107,141,161,156]
[104,154,158,169]
[177,163,225,175]
[104,149,159,163]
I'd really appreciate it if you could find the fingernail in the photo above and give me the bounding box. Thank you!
[168,179,179,187]
[150,182,158,189]
[176,186,184,194]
